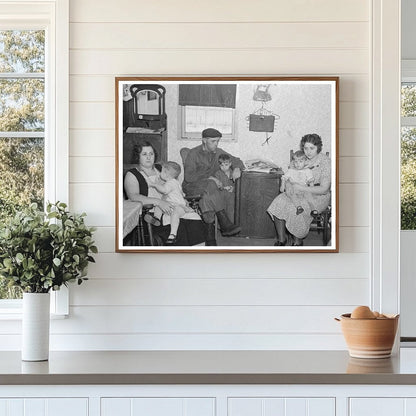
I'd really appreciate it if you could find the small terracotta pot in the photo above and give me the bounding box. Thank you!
[336,313,399,359]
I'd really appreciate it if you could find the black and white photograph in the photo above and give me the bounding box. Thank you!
[116,77,338,252]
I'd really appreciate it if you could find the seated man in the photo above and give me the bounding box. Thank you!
[182,128,244,245]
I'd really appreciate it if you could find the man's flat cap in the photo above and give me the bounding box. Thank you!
[202,128,222,138]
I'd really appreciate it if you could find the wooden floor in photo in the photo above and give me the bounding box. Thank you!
[217,228,327,247]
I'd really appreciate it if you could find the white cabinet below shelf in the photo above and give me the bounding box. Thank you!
[101,397,215,416]
[0,398,88,416]
[228,397,335,416]
[349,398,416,416]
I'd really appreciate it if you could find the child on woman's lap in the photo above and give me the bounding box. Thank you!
[147,161,195,245]
[281,151,314,215]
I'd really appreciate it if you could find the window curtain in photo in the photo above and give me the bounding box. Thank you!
[179,84,237,108]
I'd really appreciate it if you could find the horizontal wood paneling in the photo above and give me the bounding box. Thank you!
[69,157,114,183]
[70,22,368,50]
[59,0,373,351]
[339,183,369,227]
[339,129,369,157]
[69,49,368,76]
[70,129,115,157]
[71,278,368,306]
[0,306,355,335]
[69,183,114,226]
[91,225,369,254]
[70,0,369,23]
[91,227,115,253]
[70,103,113,129]
[339,157,369,183]
[0,333,347,350]
[339,102,369,129]
[70,76,115,102]
[52,305,354,334]
[86,252,369,279]
[339,227,369,252]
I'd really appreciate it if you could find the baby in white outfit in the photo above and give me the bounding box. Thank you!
[149,161,195,244]
[281,150,314,215]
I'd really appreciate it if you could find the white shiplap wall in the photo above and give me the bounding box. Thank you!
[58,0,372,350]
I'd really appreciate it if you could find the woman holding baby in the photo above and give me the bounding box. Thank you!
[267,133,331,246]
[124,141,205,246]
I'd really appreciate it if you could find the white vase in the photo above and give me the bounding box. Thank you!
[22,292,50,361]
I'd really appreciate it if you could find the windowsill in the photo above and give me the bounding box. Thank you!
[180,136,237,142]
[0,312,68,320]
[0,286,69,318]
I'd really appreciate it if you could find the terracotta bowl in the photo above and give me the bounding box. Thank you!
[338,313,399,359]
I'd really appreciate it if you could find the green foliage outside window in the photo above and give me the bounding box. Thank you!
[401,84,416,230]
[0,30,45,299]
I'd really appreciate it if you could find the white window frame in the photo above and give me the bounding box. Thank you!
[371,0,401,324]
[0,0,69,317]
[400,60,416,340]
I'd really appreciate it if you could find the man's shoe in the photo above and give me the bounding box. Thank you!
[216,210,241,236]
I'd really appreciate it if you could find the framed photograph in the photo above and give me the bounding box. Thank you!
[115,77,339,253]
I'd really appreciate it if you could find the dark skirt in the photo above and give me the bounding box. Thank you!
[154,219,206,246]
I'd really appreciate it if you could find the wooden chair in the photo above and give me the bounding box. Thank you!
[309,205,331,246]
[179,148,202,213]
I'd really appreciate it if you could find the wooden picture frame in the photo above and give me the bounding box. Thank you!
[115,77,339,253]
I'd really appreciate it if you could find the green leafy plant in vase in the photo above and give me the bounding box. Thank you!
[0,202,97,361]
[0,202,97,293]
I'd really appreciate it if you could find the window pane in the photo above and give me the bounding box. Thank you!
[0,30,45,301]
[184,106,233,135]
[401,83,416,117]
[401,126,416,230]
[0,137,44,218]
[0,137,44,299]
[0,284,22,300]
[0,78,44,132]
[0,30,45,73]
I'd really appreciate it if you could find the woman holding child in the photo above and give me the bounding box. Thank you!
[124,141,205,246]
[267,133,331,246]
